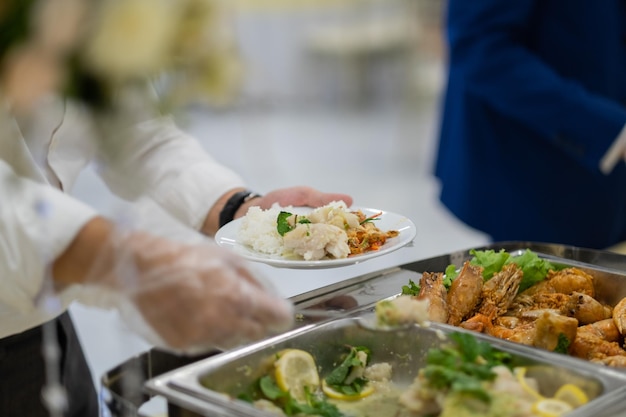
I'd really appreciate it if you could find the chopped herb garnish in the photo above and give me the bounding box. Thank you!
[277,211,294,236]
[259,375,284,400]
[422,332,512,403]
[277,211,312,236]
[325,346,371,395]
[553,333,571,354]
[258,375,342,417]
[359,211,382,224]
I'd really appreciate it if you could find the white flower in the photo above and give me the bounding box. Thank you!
[82,0,179,81]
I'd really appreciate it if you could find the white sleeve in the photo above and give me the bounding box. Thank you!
[95,115,245,230]
[0,160,97,313]
[600,123,626,174]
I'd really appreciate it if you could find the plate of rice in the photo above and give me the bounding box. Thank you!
[214,201,417,269]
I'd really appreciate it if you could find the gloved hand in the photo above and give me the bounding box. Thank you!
[57,219,294,354]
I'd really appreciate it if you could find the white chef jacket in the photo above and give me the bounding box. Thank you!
[0,95,245,339]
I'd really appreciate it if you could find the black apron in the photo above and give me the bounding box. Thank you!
[0,312,99,417]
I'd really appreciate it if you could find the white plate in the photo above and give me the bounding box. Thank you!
[214,207,417,269]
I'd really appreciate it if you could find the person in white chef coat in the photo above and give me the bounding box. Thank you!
[0,4,354,417]
[0,95,353,416]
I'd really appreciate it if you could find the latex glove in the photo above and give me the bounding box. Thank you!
[86,230,294,354]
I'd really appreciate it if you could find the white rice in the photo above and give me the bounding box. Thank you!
[237,205,285,255]
[237,201,353,259]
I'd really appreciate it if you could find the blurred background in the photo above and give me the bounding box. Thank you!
[66,0,490,413]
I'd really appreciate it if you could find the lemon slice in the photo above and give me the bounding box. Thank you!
[274,349,320,402]
[322,379,375,401]
[514,367,544,401]
[532,398,574,417]
[553,384,589,408]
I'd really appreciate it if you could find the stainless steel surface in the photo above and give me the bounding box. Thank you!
[144,315,626,417]
[103,242,626,416]
[290,241,626,324]
[293,308,353,319]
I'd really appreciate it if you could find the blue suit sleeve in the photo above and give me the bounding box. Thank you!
[445,0,626,170]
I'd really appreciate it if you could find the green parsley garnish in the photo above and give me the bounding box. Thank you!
[325,346,371,396]
[257,375,342,417]
[277,211,311,236]
[553,333,571,354]
[277,211,294,236]
[422,332,512,403]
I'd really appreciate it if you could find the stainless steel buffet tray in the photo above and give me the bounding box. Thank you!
[144,315,626,417]
[289,241,626,322]
[101,241,626,417]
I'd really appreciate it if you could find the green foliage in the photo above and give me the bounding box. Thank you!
[359,212,381,224]
[259,375,284,400]
[468,249,559,293]
[553,333,571,354]
[423,332,512,404]
[469,249,510,280]
[507,249,559,292]
[258,375,343,417]
[277,211,295,236]
[443,265,458,288]
[277,212,311,236]
[401,279,421,296]
[325,346,371,395]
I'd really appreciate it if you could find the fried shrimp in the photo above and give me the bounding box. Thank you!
[521,267,595,297]
[570,319,626,361]
[477,263,524,318]
[416,272,449,323]
[446,261,484,326]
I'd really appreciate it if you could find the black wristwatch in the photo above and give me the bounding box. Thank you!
[218,190,262,228]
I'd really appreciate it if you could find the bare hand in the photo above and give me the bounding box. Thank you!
[236,186,353,219]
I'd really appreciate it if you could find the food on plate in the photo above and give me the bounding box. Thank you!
[238,201,399,261]
[243,333,588,417]
[394,249,626,368]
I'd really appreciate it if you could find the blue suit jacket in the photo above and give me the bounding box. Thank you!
[435,0,626,249]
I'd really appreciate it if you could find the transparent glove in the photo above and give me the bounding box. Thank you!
[85,230,294,354]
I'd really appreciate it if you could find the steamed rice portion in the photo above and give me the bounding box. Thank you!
[238,206,285,255]
[237,201,355,261]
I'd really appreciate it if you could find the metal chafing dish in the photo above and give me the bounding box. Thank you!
[144,315,626,417]
[101,242,626,417]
